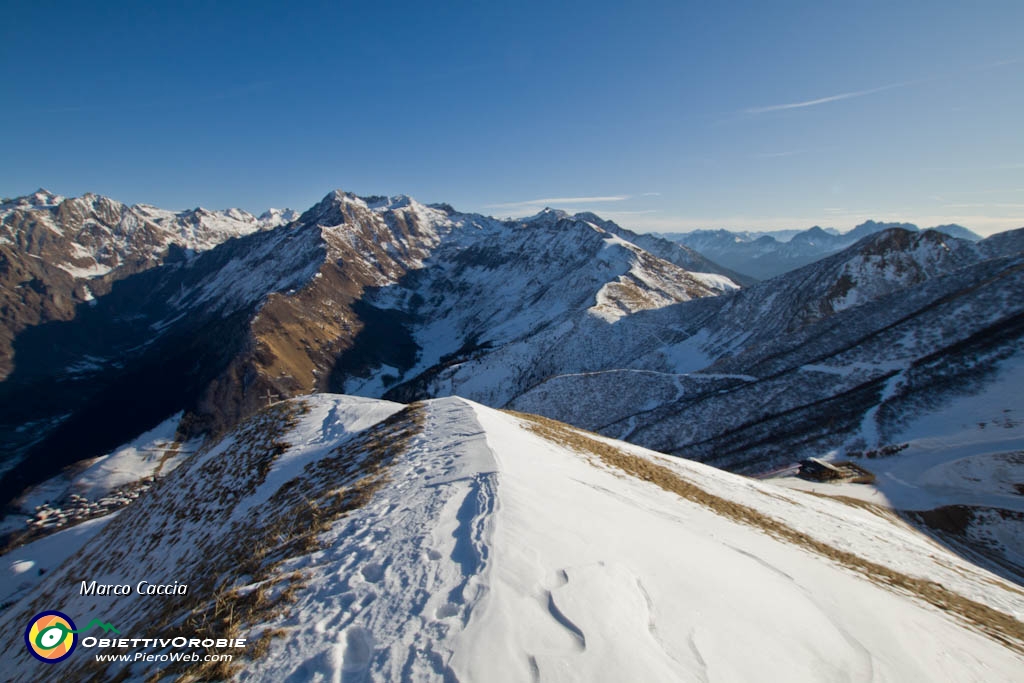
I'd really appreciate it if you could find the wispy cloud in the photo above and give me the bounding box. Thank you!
[986,58,1024,68]
[483,195,632,211]
[923,162,1024,172]
[954,188,1024,195]
[745,81,914,115]
[744,57,1021,116]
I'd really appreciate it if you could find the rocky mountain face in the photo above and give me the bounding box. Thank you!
[666,220,985,280]
[0,190,738,505]
[330,222,1022,479]
[568,210,757,286]
[0,190,293,380]
[510,228,1024,468]
[2,188,1021,519]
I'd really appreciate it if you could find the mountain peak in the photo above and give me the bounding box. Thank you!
[427,202,457,216]
[523,207,571,224]
[21,188,64,207]
[258,208,300,225]
[925,224,983,242]
[572,211,606,225]
[310,192,443,220]
[298,189,369,225]
[787,225,837,247]
[365,194,418,212]
[848,219,918,240]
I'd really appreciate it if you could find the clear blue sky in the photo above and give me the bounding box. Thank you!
[2,1,1022,235]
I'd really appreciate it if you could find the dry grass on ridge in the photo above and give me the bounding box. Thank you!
[506,409,1024,655]
[67,401,424,682]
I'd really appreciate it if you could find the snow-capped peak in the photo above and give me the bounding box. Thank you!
[23,188,64,207]
[258,207,300,226]
[522,207,571,224]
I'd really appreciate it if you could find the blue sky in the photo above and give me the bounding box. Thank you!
[2,1,1022,235]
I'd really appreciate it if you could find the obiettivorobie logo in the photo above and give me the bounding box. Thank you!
[24,611,119,663]
[24,609,246,667]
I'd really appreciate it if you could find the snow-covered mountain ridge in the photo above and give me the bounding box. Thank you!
[1,189,293,276]
[374,227,1024,475]
[3,188,1022,522]
[1,395,1021,682]
[0,189,295,381]
[0,189,738,505]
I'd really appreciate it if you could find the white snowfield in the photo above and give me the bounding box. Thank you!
[247,397,1024,683]
[2,395,1022,682]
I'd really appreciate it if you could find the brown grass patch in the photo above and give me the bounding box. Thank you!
[158,403,425,681]
[508,409,1024,654]
[56,401,424,682]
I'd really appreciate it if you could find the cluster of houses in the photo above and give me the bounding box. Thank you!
[25,479,156,533]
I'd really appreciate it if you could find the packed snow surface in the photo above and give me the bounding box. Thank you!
[243,397,1023,682]
[2,395,1021,682]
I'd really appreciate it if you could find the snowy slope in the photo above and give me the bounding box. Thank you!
[339,203,733,401]
[1,395,1020,682]
[0,412,197,555]
[508,229,1024,472]
[857,355,1024,514]
[1,514,116,608]
[768,354,1024,579]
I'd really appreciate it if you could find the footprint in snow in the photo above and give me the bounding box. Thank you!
[338,626,375,681]
[360,562,386,583]
[435,603,460,619]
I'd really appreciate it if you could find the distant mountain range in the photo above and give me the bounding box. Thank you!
[662,220,986,280]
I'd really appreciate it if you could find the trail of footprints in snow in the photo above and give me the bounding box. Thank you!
[301,404,491,681]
